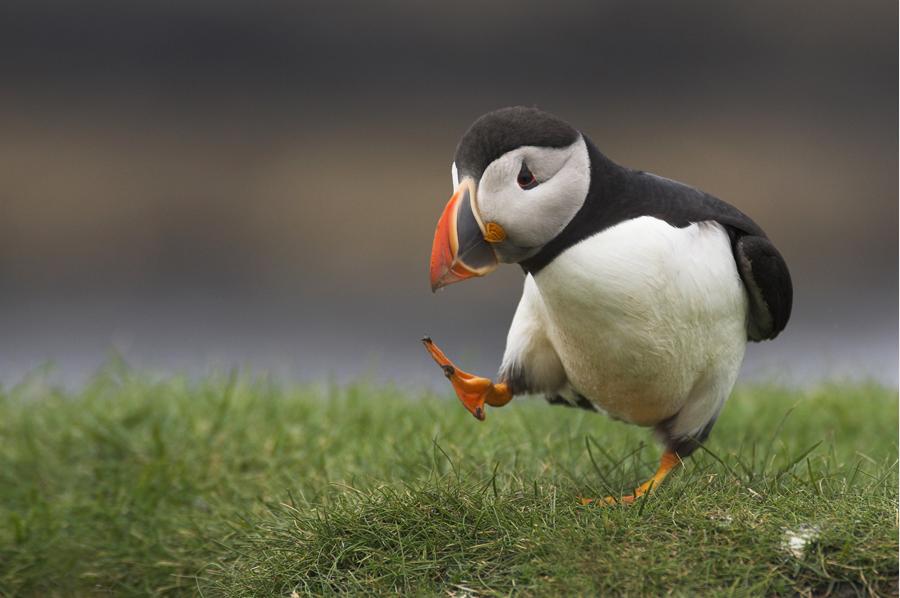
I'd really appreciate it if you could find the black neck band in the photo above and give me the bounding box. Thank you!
[519,139,626,275]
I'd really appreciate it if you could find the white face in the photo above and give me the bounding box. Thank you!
[453,136,590,263]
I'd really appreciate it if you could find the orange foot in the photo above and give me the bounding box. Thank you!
[580,450,681,506]
[422,336,513,420]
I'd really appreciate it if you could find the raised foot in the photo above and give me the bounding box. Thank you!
[421,336,512,420]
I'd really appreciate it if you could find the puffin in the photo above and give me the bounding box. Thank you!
[423,106,792,504]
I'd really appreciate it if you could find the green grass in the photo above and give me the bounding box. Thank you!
[0,367,896,597]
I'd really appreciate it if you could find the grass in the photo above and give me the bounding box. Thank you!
[0,366,896,597]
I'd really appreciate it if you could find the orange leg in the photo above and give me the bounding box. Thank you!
[581,450,681,506]
[422,337,512,420]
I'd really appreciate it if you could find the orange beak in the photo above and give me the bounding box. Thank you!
[429,178,498,291]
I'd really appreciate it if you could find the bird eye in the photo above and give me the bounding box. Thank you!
[517,162,538,190]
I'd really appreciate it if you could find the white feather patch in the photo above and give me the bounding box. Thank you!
[476,138,590,252]
[499,274,566,394]
[450,162,459,189]
[532,217,748,435]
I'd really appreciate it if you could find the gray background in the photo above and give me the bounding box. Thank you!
[1,1,896,387]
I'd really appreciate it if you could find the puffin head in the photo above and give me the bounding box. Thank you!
[430,106,592,290]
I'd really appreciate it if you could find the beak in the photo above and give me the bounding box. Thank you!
[429,178,498,291]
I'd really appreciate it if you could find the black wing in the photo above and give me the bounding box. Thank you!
[732,235,792,340]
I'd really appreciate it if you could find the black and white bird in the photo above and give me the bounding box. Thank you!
[423,107,792,503]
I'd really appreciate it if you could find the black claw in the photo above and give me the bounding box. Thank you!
[421,336,432,344]
[474,407,484,420]
[441,364,455,377]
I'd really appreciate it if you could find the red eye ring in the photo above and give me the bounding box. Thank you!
[517,162,538,190]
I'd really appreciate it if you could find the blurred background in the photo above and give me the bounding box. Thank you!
[1,1,896,388]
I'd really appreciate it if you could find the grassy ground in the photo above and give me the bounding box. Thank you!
[0,368,896,597]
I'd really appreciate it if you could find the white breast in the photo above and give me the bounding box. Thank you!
[533,216,748,431]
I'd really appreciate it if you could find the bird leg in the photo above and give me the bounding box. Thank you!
[581,450,682,506]
[422,337,512,421]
